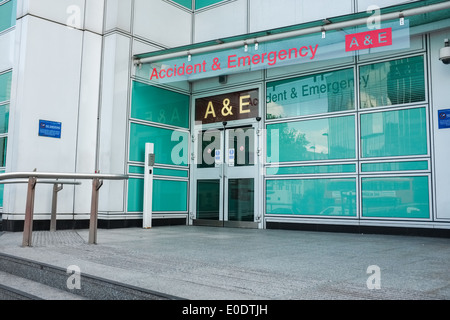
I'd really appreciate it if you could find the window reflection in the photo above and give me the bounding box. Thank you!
[361,107,427,158]
[360,56,425,108]
[266,68,355,119]
[266,178,356,216]
[267,115,355,162]
[361,176,429,218]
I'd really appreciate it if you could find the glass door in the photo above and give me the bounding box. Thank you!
[193,125,258,228]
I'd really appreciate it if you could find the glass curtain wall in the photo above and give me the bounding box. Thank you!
[266,54,430,220]
[128,81,190,214]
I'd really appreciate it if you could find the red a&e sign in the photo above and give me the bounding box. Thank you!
[345,28,393,52]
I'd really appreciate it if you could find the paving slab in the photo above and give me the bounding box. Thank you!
[0,226,449,300]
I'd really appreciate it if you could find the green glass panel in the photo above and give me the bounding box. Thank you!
[197,129,221,168]
[267,164,356,175]
[0,0,17,33]
[361,108,427,158]
[131,81,189,128]
[153,180,188,212]
[267,68,355,119]
[0,137,6,167]
[195,0,223,10]
[266,178,357,216]
[228,179,254,222]
[197,180,220,220]
[171,0,192,9]
[129,123,189,166]
[361,176,430,218]
[154,168,188,178]
[128,178,188,212]
[0,183,3,207]
[0,169,4,207]
[0,104,9,134]
[361,161,428,172]
[127,178,144,212]
[0,72,12,103]
[228,128,255,167]
[267,115,355,162]
[360,56,425,108]
[129,165,145,175]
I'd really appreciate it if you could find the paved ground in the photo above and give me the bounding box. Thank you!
[0,225,449,300]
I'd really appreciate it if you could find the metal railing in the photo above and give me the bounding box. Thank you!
[0,171,128,247]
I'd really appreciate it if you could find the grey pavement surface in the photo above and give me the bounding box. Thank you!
[0,225,449,300]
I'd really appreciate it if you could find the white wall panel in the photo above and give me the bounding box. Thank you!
[194,0,247,43]
[104,0,132,33]
[74,31,103,214]
[23,0,86,29]
[249,0,352,33]
[85,0,105,34]
[430,30,450,220]
[0,30,15,71]
[5,15,83,215]
[133,0,192,47]
[357,0,419,12]
[98,34,130,213]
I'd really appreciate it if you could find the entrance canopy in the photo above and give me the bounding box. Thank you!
[133,0,450,85]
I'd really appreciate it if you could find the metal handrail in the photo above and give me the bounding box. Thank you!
[0,171,129,247]
[0,172,128,181]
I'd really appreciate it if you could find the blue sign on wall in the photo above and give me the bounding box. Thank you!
[39,120,62,138]
[438,109,450,129]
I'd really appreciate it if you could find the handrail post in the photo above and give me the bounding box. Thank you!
[22,177,37,247]
[89,178,103,244]
[50,182,63,232]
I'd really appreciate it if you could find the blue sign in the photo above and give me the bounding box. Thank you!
[438,109,450,129]
[39,120,62,138]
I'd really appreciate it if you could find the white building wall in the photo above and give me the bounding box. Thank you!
[0,31,15,72]
[5,14,83,218]
[430,29,450,221]
[4,0,105,223]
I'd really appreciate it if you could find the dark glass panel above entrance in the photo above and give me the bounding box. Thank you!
[195,89,259,124]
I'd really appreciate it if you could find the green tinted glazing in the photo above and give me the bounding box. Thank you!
[361,161,428,172]
[0,137,6,167]
[0,169,4,207]
[267,164,356,175]
[129,165,145,175]
[0,72,12,103]
[197,180,220,220]
[0,0,16,33]
[361,176,429,218]
[153,180,188,211]
[228,179,254,222]
[266,178,357,216]
[361,108,427,158]
[171,0,192,9]
[0,104,9,134]
[127,178,144,212]
[267,116,355,163]
[131,81,189,128]
[267,68,355,119]
[195,0,224,10]
[128,178,188,212]
[129,123,188,166]
[360,56,425,108]
[154,168,188,178]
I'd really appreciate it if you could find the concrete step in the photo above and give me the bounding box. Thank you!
[0,270,86,300]
[0,252,180,300]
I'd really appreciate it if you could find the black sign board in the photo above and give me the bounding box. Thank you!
[195,89,259,124]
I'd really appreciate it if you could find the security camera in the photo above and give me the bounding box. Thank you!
[440,39,450,65]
